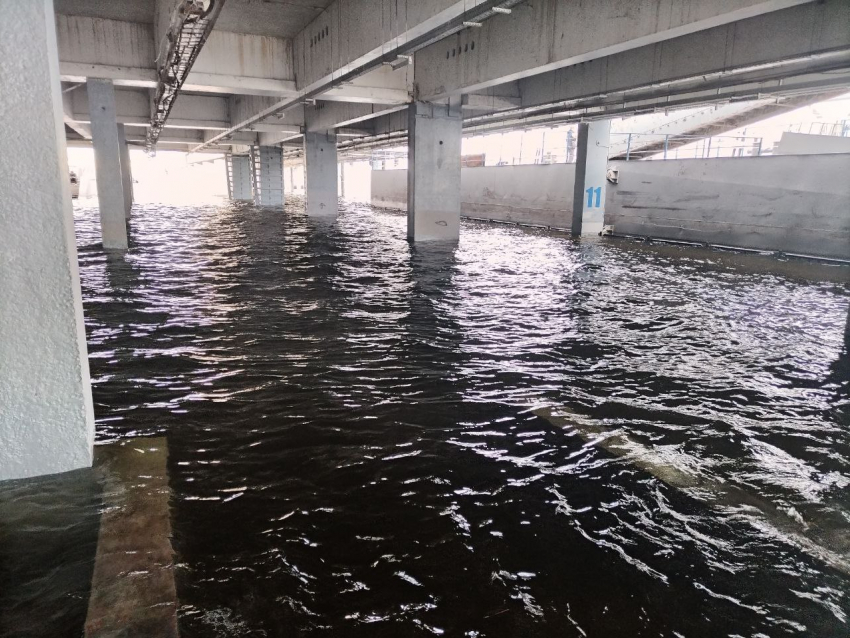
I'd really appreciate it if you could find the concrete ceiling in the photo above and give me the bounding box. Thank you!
[218,0,335,38]
[54,0,336,37]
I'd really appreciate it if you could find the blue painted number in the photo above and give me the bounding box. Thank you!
[585,186,602,208]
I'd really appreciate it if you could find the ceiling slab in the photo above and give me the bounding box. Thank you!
[216,0,335,38]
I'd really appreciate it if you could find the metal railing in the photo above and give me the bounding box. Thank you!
[367,131,767,169]
[610,132,764,161]
[786,120,849,137]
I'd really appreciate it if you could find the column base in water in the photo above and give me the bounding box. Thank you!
[87,77,129,249]
[250,145,284,206]
[407,101,462,242]
[0,0,95,481]
[303,132,338,216]
[117,123,133,219]
[227,154,254,201]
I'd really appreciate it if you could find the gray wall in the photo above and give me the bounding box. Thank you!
[605,154,850,259]
[372,168,407,209]
[774,132,850,155]
[372,163,577,228]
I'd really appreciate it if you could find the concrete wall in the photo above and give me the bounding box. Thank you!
[462,164,574,227]
[774,132,850,155]
[372,163,576,228]
[372,168,407,209]
[605,154,850,259]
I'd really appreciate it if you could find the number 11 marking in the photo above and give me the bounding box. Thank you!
[585,186,602,208]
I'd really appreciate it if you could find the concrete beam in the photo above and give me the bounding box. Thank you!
[414,0,816,100]
[305,101,406,133]
[1,0,95,481]
[67,86,230,130]
[462,94,522,111]
[192,0,522,152]
[347,1,850,143]
[322,64,412,105]
[521,1,850,113]
[60,62,298,96]
[62,85,91,138]
[57,14,297,96]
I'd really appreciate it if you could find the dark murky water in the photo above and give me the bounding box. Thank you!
[3,199,850,637]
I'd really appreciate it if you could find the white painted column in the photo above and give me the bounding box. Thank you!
[87,78,129,249]
[407,101,462,242]
[571,120,611,236]
[0,0,95,481]
[230,155,253,201]
[303,132,338,216]
[116,123,133,219]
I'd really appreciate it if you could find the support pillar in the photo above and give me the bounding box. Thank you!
[303,132,338,216]
[407,101,462,242]
[116,123,133,219]
[87,78,128,249]
[250,145,284,206]
[845,303,850,350]
[571,120,612,236]
[0,0,95,480]
[227,155,253,201]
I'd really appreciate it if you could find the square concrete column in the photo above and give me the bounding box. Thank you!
[0,0,95,480]
[571,120,612,236]
[87,78,129,249]
[227,155,254,201]
[116,123,133,219]
[250,145,284,206]
[407,101,462,241]
[845,303,850,350]
[303,132,338,216]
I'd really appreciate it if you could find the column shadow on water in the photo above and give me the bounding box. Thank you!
[0,469,102,638]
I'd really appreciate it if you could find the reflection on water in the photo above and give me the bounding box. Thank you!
[2,198,849,637]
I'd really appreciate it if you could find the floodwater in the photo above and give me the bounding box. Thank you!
[2,199,850,637]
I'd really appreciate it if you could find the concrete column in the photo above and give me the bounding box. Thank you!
[116,123,133,219]
[229,155,253,201]
[571,120,611,236]
[87,78,128,249]
[0,0,95,480]
[845,303,850,349]
[407,101,462,242]
[303,132,338,216]
[251,145,284,206]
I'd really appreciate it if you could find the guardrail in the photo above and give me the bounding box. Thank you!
[610,132,764,161]
[368,131,767,169]
[785,120,849,137]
